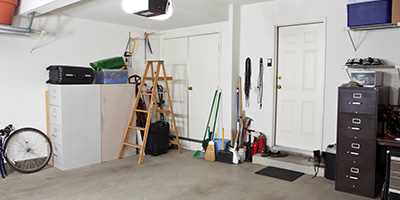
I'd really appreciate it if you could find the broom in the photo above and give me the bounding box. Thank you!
[205,141,215,161]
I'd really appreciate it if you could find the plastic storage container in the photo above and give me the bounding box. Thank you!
[350,71,382,87]
[213,138,230,158]
[347,0,391,27]
[96,69,128,84]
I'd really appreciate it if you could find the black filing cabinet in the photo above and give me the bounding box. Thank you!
[335,87,388,198]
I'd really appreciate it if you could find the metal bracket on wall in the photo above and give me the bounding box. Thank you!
[344,23,400,52]
[0,12,36,36]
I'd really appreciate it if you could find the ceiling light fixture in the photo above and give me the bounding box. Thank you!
[122,0,173,20]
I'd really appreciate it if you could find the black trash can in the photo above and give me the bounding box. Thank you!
[324,144,336,180]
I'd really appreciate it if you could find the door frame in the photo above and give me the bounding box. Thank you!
[271,18,327,153]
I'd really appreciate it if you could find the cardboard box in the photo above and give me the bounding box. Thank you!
[347,0,392,27]
[393,0,400,23]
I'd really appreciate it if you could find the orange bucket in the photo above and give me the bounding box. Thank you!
[0,0,19,25]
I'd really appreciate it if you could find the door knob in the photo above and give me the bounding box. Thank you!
[277,85,282,89]
[278,75,282,80]
[188,86,193,90]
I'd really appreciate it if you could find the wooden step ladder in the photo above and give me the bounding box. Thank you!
[118,60,182,164]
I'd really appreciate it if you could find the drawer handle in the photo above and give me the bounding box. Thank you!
[349,176,359,180]
[350,127,360,131]
[53,153,58,157]
[350,151,359,156]
[352,118,361,124]
[51,95,57,98]
[350,167,360,174]
[52,134,57,137]
[52,115,57,119]
[52,108,57,113]
[351,143,360,149]
[353,93,362,99]
[54,146,58,151]
[53,127,57,132]
[351,102,362,105]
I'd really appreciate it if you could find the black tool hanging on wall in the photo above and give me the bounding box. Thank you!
[245,57,251,108]
[257,58,264,109]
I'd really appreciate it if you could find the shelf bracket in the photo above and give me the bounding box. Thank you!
[0,12,36,36]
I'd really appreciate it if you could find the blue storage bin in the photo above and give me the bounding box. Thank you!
[347,0,392,27]
[96,69,128,84]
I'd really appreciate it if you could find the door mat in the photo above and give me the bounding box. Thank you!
[255,166,304,182]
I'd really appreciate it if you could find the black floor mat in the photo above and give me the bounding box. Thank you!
[255,166,304,182]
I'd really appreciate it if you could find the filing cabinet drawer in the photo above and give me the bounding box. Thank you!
[338,88,377,115]
[336,161,374,193]
[49,123,62,145]
[49,105,62,125]
[49,86,61,106]
[337,113,376,140]
[337,137,375,165]
[52,143,63,165]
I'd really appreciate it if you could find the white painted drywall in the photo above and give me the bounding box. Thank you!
[240,0,400,151]
[0,14,155,132]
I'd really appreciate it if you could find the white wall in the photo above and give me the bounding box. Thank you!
[0,14,155,132]
[240,0,400,150]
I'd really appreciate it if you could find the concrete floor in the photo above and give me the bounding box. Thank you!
[0,149,377,200]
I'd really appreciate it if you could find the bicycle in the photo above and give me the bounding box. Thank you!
[0,124,52,177]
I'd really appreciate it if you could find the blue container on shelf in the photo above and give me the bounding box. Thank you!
[347,0,392,27]
[213,138,231,158]
[96,69,128,84]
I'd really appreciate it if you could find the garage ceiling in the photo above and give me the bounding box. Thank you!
[53,0,273,30]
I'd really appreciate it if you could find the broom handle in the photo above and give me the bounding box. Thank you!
[202,90,218,146]
[211,91,221,140]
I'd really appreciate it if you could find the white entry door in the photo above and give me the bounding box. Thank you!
[162,33,220,150]
[275,22,326,151]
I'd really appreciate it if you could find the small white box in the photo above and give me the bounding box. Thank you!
[350,71,383,87]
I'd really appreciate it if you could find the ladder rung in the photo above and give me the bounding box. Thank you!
[123,143,142,149]
[134,109,149,113]
[143,77,173,81]
[169,140,179,145]
[128,126,145,131]
[139,92,152,96]
[157,109,172,114]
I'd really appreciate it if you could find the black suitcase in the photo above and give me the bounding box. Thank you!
[46,65,95,84]
[145,121,170,156]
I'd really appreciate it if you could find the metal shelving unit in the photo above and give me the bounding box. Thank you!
[344,23,400,51]
[343,65,400,80]
[0,12,35,36]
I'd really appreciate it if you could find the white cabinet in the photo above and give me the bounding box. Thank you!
[49,84,101,171]
[100,84,137,162]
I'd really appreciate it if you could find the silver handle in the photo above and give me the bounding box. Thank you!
[352,102,362,105]
[352,118,361,124]
[350,151,359,156]
[350,167,360,174]
[351,127,360,131]
[349,176,359,180]
[353,93,362,98]
[351,143,360,149]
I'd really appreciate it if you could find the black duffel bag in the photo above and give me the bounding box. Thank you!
[46,65,95,84]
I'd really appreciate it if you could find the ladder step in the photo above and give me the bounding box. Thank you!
[169,140,179,145]
[128,126,145,131]
[134,109,149,113]
[139,92,152,96]
[157,109,172,114]
[123,143,142,149]
[143,77,173,81]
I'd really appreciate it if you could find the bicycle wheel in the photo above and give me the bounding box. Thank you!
[3,128,52,173]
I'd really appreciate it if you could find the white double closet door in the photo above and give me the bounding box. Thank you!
[162,33,220,150]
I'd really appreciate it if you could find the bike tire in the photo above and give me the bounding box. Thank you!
[3,128,52,173]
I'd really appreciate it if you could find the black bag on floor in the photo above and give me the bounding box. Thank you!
[145,121,170,156]
[46,65,95,84]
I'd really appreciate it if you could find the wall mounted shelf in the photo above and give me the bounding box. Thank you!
[343,65,400,80]
[344,23,400,51]
[0,12,35,36]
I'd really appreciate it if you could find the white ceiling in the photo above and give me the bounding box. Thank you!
[53,0,272,30]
